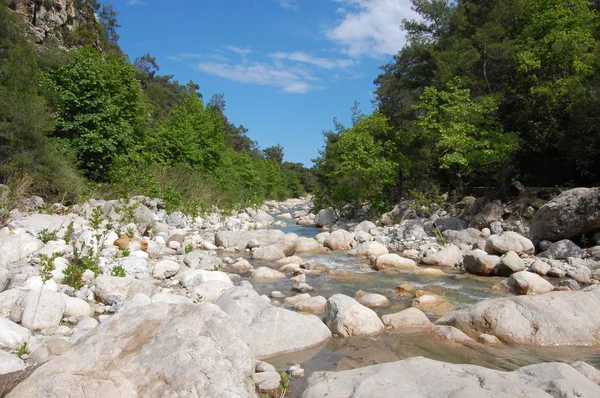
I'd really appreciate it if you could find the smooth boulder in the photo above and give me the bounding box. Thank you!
[485,232,535,256]
[8,303,257,398]
[324,294,384,337]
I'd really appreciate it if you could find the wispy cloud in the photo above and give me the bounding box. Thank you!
[328,0,419,57]
[278,0,299,11]
[269,51,354,69]
[224,45,251,57]
[126,0,145,5]
[167,53,203,61]
[195,61,318,93]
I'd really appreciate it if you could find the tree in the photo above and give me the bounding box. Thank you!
[263,144,284,165]
[414,78,517,186]
[43,47,147,181]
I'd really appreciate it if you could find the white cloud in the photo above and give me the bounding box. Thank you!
[278,0,299,11]
[195,61,319,93]
[269,51,354,69]
[328,0,419,57]
[126,0,145,5]
[224,45,251,57]
[167,53,203,61]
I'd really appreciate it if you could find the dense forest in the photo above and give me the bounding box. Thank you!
[0,0,314,214]
[314,0,600,214]
[1,0,599,218]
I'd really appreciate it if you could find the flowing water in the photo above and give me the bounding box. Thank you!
[237,209,600,396]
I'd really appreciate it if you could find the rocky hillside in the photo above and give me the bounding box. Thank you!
[7,0,99,46]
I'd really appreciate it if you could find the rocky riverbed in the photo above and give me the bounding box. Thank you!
[1,187,600,397]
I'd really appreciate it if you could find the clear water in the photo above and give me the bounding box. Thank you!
[235,209,600,395]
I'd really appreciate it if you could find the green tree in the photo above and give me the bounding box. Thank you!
[263,144,284,165]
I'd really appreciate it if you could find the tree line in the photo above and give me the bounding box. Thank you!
[0,0,313,213]
[314,0,600,214]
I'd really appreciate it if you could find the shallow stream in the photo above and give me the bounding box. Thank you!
[241,210,600,396]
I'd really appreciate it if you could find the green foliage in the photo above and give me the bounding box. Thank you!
[193,293,203,303]
[16,342,27,358]
[110,263,127,277]
[39,253,59,283]
[184,243,194,254]
[37,228,58,244]
[62,262,84,290]
[163,187,182,213]
[64,222,75,244]
[89,206,105,230]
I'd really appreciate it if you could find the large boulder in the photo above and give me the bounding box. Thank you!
[296,237,328,253]
[8,303,257,398]
[21,289,66,330]
[215,230,285,250]
[443,228,487,249]
[382,308,433,329]
[104,256,151,280]
[463,250,501,276]
[0,317,31,349]
[252,245,286,262]
[183,251,224,270]
[420,245,462,267]
[374,254,418,271]
[485,232,535,256]
[0,233,44,265]
[303,356,600,397]
[538,239,586,260]
[9,214,84,237]
[353,241,388,259]
[324,230,354,251]
[216,284,331,359]
[437,290,600,345]
[315,209,337,228]
[529,187,600,244]
[324,294,384,337]
[93,276,157,305]
[498,271,555,295]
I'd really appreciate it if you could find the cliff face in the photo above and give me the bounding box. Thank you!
[8,0,98,46]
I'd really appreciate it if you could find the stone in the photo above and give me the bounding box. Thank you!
[500,271,555,295]
[530,259,551,276]
[151,293,193,304]
[104,256,150,280]
[443,228,487,248]
[295,238,328,253]
[0,317,31,349]
[93,276,157,305]
[485,232,535,256]
[21,289,66,330]
[437,290,600,345]
[353,241,388,259]
[380,201,416,226]
[353,231,373,244]
[0,266,9,292]
[434,218,468,232]
[315,209,337,227]
[479,334,501,344]
[497,251,526,275]
[353,221,377,234]
[63,296,93,319]
[463,250,501,276]
[529,187,600,244]
[469,202,503,230]
[432,325,474,343]
[382,307,433,329]
[252,371,280,394]
[251,267,286,281]
[567,266,592,284]
[216,284,331,359]
[294,296,327,313]
[215,230,285,250]
[559,279,581,291]
[283,293,311,306]
[303,357,600,398]
[415,268,447,277]
[538,239,586,260]
[412,290,454,317]
[420,245,462,267]
[151,260,180,280]
[165,212,186,228]
[356,293,389,307]
[323,230,354,251]
[374,253,418,271]
[252,210,274,225]
[324,294,385,337]
[183,251,223,271]
[8,303,257,397]
[571,361,600,384]
[0,350,25,375]
[252,245,286,262]
[0,233,45,265]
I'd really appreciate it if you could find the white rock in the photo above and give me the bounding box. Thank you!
[0,317,31,348]
[324,294,385,337]
[21,289,66,330]
[152,260,180,280]
[0,350,25,375]
[0,233,44,265]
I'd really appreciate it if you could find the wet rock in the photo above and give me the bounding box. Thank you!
[412,290,454,317]
[382,307,432,329]
[216,284,331,359]
[463,250,501,276]
[432,325,474,343]
[324,294,384,337]
[529,187,600,244]
[8,303,256,397]
[356,293,389,307]
[438,290,600,345]
[485,232,535,256]
[324,230,354,251]
[303,357,600,398]
[420,245,462,267]
[374,253,418,271]
[415,268,447,277]
[251,267,286,281]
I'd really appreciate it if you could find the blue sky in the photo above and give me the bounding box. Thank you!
[112,0,419,166]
